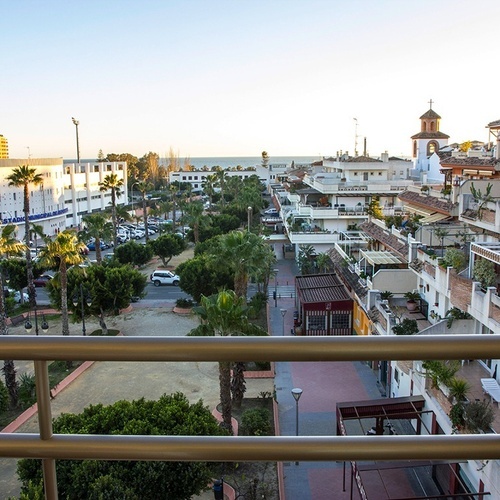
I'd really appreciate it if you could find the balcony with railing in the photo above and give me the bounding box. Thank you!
[1,335,500,499]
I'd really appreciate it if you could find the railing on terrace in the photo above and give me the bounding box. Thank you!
[1,335,500,500]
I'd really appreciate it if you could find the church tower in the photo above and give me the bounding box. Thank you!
[411,101,449,172]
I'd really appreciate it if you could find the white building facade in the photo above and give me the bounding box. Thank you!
[0,158,128,240]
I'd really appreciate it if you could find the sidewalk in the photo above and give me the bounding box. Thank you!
[271,252,382,500]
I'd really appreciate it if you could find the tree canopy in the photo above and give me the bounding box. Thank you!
[17,393,225,499]
[148,234,187,267]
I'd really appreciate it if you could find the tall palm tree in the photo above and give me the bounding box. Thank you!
[190,290,266,432]
[183,201,205,244]
[99,173,124,248]
[209,231,269,299]
[6,165,44,308]
[169,184,178,230]
[214,168,227,207]
[202,173,217,210]
[135,181,154,242]
[79,213,113,263]
[0,224,26,408]
[37,231,86,337]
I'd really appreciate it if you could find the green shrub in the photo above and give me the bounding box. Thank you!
[441,248,467,271]
[175,298,194,308]
[464,400,495,433]
[254,361,271,371]
[241,407,272,436]
[18,373,37,409]
[0,379,9,413]
[473,259,496,288]
[392,318,419,336]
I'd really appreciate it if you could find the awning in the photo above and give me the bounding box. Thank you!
[360,250,404,265]
[406,205,434,217]
[420,212,450,224]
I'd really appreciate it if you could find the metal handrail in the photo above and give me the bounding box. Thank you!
[1,334,500,500]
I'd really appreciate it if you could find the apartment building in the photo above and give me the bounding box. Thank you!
[0,158,128,240]
[0,134,8,159]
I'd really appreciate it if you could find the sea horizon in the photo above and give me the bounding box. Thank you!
[66,155,323,170]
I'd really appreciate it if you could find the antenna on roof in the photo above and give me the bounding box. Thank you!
[353,118,359,157]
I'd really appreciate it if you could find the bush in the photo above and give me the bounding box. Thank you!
[175,298,194,308]
[0,379,9,413]
[473,259,496,288]
[464,400,495,433]
[241,407,272,436]
[18,373,37,409]
[392,318,419,336]
[441,248,467,271]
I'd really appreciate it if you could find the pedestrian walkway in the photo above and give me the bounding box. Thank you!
[270,253,383,500]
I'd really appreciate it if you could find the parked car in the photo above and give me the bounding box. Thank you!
[131,229,145,239]
[264,208,279,215]
[3,288,29,303]
[150,269,180,286]
[87,241,109,251]
[33,274,53,287]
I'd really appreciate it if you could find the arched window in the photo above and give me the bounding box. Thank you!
[413,140,417,157]
[427,141,438,156]
[430,121,435,132]
[422,122,427,132]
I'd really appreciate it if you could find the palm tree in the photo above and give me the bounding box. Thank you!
[6,165,44,308]
[135,181,154,242]
[29,222,45,253]
[0,224,26,407]
[214,168,227,207]
[202,173,217,210]
[315,252,331,273]
[210,231,268,299]
[190,290,266,431]
[99,173,124,248]
[183,201,205,244]
[37,231,86,337]
[79,213,113,263]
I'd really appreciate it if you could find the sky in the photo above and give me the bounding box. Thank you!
[1,0,499,161]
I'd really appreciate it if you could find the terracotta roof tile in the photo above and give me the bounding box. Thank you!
[439,156,499,167]
[411,131,450,140]
[420,109,441,120]
[398,190,454,214]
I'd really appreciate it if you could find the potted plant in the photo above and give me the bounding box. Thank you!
[420,185,430,194]
[447,377,470,404]
[392,318,419,336]
[380,291,393,302]
[404,291,421,312]
[473,259,496,290]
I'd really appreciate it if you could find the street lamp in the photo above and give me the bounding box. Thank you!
[71,117,80,163]
[24,308,49,336]
[247,206,252,231]
[273,268,279,307]
[280,308,287,336]
[291,387,303,465]
[73,283,92,336]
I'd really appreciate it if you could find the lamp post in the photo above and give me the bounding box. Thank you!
[291,387,303,465]
[247,206,252,231]
[71,117,80,163]
[73,283,92,336]
[280,308,287,336]
[24,308,49,336]
[273,268,279,307]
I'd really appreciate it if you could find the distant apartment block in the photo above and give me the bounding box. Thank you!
[0,134,8,159]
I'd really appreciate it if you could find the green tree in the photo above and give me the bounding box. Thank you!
[202,173,218,210]
[176,255,234,302]
[148,234,187,267]
[56,263,147,332]
[28,222,45,252]
[315,252,331,273]
[17,393,224,499]
[37,231,87,337]
[182,201,205,244]
[298,244,315,275]
[6,165,44,308]
[473,258,496,288]
[0,224,25,407]
[366,196,383,220]
[114,240,154,267]
[190,290,267,431]
[79,213,113,264]
[135,180,154,241]
[104,153,139,181]
[208,231,269,299]
[99,173,124,248]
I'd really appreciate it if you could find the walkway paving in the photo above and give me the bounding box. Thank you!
[270,252,384,500]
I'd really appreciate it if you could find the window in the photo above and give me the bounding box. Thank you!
[378,172,382,176]
[331,313,350,330]
[307,315,325,330]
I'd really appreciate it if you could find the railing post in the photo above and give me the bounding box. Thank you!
[34,360,58,499]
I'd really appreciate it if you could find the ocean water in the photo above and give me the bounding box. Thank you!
[169,156,321,170]
[69,156,321,169]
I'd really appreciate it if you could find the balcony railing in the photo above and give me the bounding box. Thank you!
[1,335,500,500]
